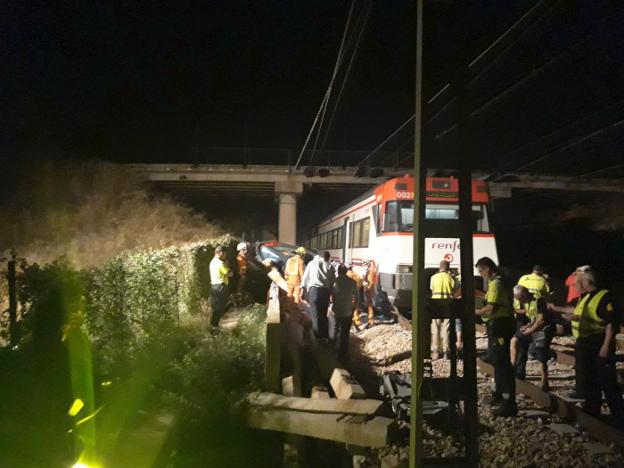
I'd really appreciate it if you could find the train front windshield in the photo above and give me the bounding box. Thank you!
[384,201,490,233]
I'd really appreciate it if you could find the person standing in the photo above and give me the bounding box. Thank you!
[235,242,249,295]
[517,265,550,298]
[363,260,379,328]
[345,263,365,331]
[330,264,359,358]
[565,265,591,305]
[510,285,552,390]
[550,270,624,427]
[301,251,335,339]
[430,260,456,360]
[285,247,306,304]
[209,245,233,327]
[475,257,517,417]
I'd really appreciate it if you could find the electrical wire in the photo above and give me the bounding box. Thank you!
[294,0,356,171]
[323,0,374,165]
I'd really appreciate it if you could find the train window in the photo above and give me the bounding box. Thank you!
[425,205,458,220]
[384,201,400,231]
[352,221,361,248]
[360,218,370,247]
[400,202,414,230]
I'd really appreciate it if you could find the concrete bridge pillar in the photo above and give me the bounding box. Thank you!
[275,181,303,245]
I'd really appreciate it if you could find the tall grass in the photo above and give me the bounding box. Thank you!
[0,160,219,268]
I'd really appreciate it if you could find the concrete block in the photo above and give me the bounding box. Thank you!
[330,368,366,400]
[282,375,302,397]
[311,386,330,399]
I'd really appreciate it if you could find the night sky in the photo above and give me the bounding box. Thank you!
[6,1,622,174]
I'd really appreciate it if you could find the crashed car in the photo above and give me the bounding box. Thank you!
[254,241,316,273]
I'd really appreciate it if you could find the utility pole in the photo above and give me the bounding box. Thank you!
[410,0,425,466]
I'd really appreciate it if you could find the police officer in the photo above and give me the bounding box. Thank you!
[475,257,517,417]
[550,270,624,428]
[517,264,550,298]
[510,285,553,390]
[430,260,456,360]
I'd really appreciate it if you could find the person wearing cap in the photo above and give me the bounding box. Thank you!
[510,284,553,390]
[362,259,379,328]
[565,265,591,306]
[429,260,456,360]
[475,257,517,417]
[235,242,249,295]
[285,247,306,304]
[209,245,234,327]
[517,265,550,298]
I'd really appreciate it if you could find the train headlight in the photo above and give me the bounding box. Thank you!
[396,265,412,274]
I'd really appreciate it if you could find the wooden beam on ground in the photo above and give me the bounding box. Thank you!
[476,359,624,448]
[247,392,383,416]
[265,283,281,392]
[247,407,393,448]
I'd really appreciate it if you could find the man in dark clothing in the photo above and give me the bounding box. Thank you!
[510,285,553,390]
[301,251,335,339]
[330,264,358,358]
[549,270,624,428]
[475,257,517,417]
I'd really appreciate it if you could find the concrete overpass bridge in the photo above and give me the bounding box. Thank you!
[130,163,624,244]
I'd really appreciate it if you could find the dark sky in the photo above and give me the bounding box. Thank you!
[3,1,624,174]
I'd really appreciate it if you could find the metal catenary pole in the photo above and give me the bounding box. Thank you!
[410,0,425,466]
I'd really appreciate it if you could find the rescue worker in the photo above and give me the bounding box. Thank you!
[209,245,233,327]
[301,251,335,339]
[285,247,306,304]
[330,264,359,359]
[475,257,517,417]
[345,263,365,331]
[549,270,624,427]
[235,242,249,295]
[430,260,455,360]
[517,264,550,298]
[362,259,378,328]
[565,265,591,305]
[510,285,552,390]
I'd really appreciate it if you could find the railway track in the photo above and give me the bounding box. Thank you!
[393,313,624,449]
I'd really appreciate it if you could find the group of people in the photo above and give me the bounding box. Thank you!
[474,258,624,425]
[210,244,624,428]
[284,249,380,359]
[208,243,380,359]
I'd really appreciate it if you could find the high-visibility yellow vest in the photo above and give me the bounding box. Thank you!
[482,276,514,322]
[513,297,539,321]
[430,272,455,299]
[517,273,549,298]
[572,289,608,338]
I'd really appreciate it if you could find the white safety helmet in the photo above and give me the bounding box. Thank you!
[237,242,248,251]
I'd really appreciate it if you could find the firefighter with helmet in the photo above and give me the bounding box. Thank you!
[285,247,306,304]
[236,242,249,295]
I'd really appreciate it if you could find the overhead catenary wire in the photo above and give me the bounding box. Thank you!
[515,118,624,171]
[354,0,558,170]
[294,0,356,171]
[323,0,374,165]
[492,98,624,173]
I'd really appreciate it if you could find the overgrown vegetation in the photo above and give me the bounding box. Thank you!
[0,160,218,268]
[1,237,271,467]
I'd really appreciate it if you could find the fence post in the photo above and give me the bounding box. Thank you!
[8,257,18,347]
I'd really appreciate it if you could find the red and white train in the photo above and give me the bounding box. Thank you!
[307,174,499,309]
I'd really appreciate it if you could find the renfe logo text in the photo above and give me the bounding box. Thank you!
[431,240,460,252]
